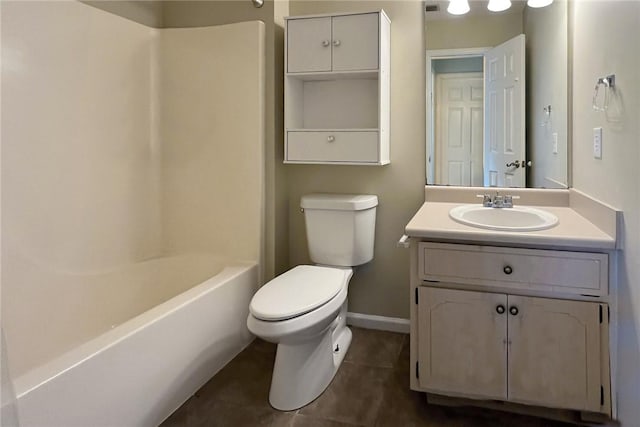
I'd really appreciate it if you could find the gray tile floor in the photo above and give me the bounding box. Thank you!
[160,327,578,426]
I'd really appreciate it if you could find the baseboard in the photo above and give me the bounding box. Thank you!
[346,312,410,334]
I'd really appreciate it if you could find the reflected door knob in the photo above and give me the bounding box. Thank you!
[506,160,521,168]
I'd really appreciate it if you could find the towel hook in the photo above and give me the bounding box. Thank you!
[593,74,616,112]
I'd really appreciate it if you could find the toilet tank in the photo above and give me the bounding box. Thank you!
[300,194,378,267]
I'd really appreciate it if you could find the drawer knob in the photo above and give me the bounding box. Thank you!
[327,135,335,142]
[496,305,506,314]
[322,40,330,47]
[503,265,513,275]
[509,306,519,316]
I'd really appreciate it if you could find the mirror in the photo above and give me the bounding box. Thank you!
[425,0,569,188]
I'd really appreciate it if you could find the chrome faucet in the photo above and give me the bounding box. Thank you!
[476,192,519,208]
[503,195,515,208]
[477,194,493,207]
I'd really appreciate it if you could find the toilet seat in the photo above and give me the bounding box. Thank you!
[250,265,349,321]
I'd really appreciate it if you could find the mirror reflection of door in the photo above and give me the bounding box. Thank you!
[484,34,526,187]
[435,72,483,186]
[428,35,527,188]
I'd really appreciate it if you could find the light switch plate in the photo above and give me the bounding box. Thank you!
[593,127,603,159]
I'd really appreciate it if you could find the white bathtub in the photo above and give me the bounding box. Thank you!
[12,254,258,427]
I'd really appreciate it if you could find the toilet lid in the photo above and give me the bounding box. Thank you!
[250,265,347,321]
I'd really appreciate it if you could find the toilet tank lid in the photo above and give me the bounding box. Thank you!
[301,194,378,211]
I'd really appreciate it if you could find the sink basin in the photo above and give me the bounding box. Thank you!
[449,205,559,231]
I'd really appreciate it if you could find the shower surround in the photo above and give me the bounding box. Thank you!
[1,2,265,425]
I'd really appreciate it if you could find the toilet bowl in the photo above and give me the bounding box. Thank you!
[246,194,378,411]
[247,265,353,410]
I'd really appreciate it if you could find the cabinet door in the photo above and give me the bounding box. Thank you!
[332,13,379,71]
[287,17,332,73]
[417,287,508,399]
[507,296,602,411]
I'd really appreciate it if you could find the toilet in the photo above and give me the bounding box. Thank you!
[247,193,378,411]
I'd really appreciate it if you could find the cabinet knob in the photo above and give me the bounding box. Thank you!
[503,265,513,275]
[327,135,335,142]
[509,306,519,316]
[496,305,505,314]
[322,40,330,47]
[332,39,341,47]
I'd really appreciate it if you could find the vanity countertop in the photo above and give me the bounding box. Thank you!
[405,201,616,250]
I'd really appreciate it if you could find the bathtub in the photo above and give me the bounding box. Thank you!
[11,254,259,427]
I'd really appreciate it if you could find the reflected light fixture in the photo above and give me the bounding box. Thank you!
[488,0,512,12]
[527,0,553,7]
[447,0,470,15]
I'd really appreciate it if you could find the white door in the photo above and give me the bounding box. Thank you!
[484,34,525,187]
[332,13,379,71]
[435,73,484,186]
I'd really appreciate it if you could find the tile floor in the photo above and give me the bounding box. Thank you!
[160,327,579,427]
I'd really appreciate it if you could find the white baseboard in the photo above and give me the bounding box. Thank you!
[346,312,410,334]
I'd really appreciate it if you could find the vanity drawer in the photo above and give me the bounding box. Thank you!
[419,242,608,296]
[286,131,379,163]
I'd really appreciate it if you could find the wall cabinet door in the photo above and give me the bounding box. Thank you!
[287,13,379,74]
[507,295,602,412]
[287,17,332,73]
[417,287,508,399]
[331,13,379,71]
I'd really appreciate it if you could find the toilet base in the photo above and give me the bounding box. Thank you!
[268,316,352,411]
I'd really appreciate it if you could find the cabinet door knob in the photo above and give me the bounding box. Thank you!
[322,40,330,47]
[496,305,506,314]
[327,135,335,142]
[503,265,513,275]
[509,306,519,316]
[332,39,341,46]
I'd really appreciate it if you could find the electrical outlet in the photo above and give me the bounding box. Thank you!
[593,127,603,159]
[552,133,558,154]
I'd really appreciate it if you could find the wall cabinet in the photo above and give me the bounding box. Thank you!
[411,241,611,418]
[284,11,390,165]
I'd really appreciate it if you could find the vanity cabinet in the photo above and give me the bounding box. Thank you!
[284,11,390,165]
[411,241,611,416]
[417,287,603,412]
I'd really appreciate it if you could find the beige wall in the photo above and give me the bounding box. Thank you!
[286,1,425,319]
[160,22,265,263]
[571,1,640,424]
[163,0,289,281]
[524,1,568,188]
[426,11,522,50]
[1,1,160,375]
